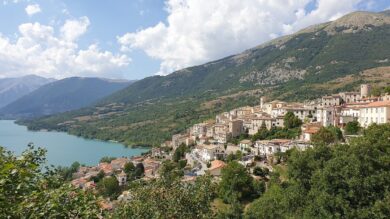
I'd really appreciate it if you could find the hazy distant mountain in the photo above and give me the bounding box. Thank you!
[0,75,55,108]
[0,77,133,118]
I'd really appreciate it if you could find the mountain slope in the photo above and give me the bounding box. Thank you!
[0,77,132,118]
[21,11,390,146]
[0,75,55,108]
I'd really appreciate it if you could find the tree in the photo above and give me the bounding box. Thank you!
[219,161,254,203]
[173,144,188,162]
[91,170,105,183]
[114,176,216,218]
[253,166,269,177]
[345,121,361,135]
[99,156,116,163]
[159,160,184,182]
[284,111,303,129]
[134,163,144,179]
[124,162,135,174]
[245,124,390,218]
[97,176,120,199]
[311,126,338,145]
[0,145,101,218]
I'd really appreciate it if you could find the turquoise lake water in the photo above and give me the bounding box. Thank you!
[0,120,148,167]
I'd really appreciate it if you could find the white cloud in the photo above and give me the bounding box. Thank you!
[60,16,90,41]
[0,17,130,79]
[118,0,367,75]
[25,4,41,16]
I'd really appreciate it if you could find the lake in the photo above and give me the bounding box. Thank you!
[0,120,149,167]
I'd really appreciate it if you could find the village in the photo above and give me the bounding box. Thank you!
[70,83,390,209]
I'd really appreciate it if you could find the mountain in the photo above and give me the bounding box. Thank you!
[0,75,55,108]
[21,11,390,146]
[0,77,132,118]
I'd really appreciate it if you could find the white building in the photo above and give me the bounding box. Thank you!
[359,101,390,128]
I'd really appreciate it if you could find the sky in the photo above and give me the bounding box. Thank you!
[0,0,389,80]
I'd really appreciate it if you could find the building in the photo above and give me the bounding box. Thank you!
[214,124,230,143]
[172,134,187,148]
[322,95,342,107]
[111,157,130,170]
[301,123,322,142]
[359,101,390,127]
[339,92,361,103]
[190,123,208,138]
[239,140,252,153]
[116,171,127,186]
[360,84,372,98]
[254,139,292,157]
[196,144,225,161]
[207,160,227,176]
[229,120,243,137]
[248,116,274,135]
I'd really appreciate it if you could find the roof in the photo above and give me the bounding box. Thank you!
[304,127,321,134]
[363,101,390,108]
[240,139,252,144]
[118,171,127,177]
[209,160,227,171]
[322,95,341,99]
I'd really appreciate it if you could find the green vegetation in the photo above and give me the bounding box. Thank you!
[99,156,116,163]
[253,166,270,177]
[20,21,390,146]
[0,144,101,218]
[284,111,303,129]
[0,144,216,218]
[114,176,216,218]
[245,123,390,218]
[252,126,301,141]
[218,161,262,203]
[345,121,361,135]
[57,161,81,181]
[173,144,189,162]
[311,125,343,145]
[97,176,121,199]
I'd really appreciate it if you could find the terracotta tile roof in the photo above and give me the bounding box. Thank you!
[363,101,390,108]
[209,160,227,171]
[304,127,321,134]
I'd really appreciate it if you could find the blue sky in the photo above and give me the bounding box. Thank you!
[0,0,389,80]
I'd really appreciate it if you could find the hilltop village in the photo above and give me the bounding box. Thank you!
[70,83,390,209]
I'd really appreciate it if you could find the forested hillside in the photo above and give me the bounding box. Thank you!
[21,11,390,146]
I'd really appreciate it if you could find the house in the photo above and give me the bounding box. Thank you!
[248,116,273,135]
[71,178,88,189]
[190,123,208,138]
[229,120,243,137]
[239,139,252,153]
[116,171,127,186]
[172,134,187,148]
[118,191,132,202]
[339,103,364,126]
[301,122,322,142]
[339,92,361,103]
[98,163,113,175]
[322,95,342,106]
[214,124,230,143]
[196,144,225,162]
[207,160,227,176]
[359,101,390,128]
[316,106,340,127]
[255,139,292,157]
[111,157,129,170]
